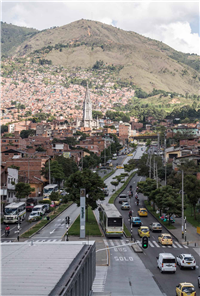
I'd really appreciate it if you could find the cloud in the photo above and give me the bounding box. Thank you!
[2,1,199,54]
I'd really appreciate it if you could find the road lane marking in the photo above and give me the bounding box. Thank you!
[1,225,17,237]
[152,241,160,247]
[109,240,117,251]
[183,245,189,249]
[172,243,177,248]
[50,229,55,234]
[174,242,183,248]
[149,241,154,247]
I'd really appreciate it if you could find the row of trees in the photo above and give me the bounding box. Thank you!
[137,153,200,220]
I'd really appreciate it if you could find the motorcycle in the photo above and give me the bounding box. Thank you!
[5,230,10,237]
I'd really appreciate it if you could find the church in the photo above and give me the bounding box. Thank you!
[76,84,99,129]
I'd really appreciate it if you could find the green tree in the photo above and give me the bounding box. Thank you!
[55,155,78,178]
[137,178,157,206]
[15,182,35,200]
[65,169,105,221]
[49,191,61,201]
[154,185,181,224]
[184,175,200,219]
[1,125,8,134]
[41,160,65,186]
[20,129,36,139]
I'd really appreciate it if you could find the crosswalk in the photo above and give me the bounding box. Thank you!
[1,239,62,243]
[92,266,108,293]
[104,239,189,249]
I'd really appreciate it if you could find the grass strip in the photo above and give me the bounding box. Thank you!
[108,171,136,204]
[124,223,131,237]
[184,205,200,228]
[68,207,102,236]
[21,202,73,238]
[102,169,116,181]
[144,200,176,230]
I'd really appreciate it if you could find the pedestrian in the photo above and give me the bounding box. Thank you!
[38,191,41,197]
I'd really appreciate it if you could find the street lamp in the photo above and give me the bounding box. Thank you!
[181,170,184,239]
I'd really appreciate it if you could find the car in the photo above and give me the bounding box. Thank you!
[137,208,148,217]
[118,194,128,204]
[28,211,42,221]
[121,202,130,210]
[158,233,173,246]
[131,217,142,227]
[149,222,162,232]
[112,156,117,160]
[127,153,133,156]
[157,253,176,273]
[176,254,196,270]
[116,165,124,169]
[103,188,109,196]
[176,283,196,296]
[138,226,150,238]
[198,275,200,288]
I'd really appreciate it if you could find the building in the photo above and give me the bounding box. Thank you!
[1,241,96,296]
[76,84,99,129]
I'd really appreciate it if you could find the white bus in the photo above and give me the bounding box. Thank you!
[99,203,123,237]
[4,202,26,224]
[43,184,59,198]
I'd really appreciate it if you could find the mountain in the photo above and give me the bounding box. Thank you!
[2,19,200,94]
[1,22,39,55]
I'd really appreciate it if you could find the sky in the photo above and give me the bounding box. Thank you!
[2,1,200,55]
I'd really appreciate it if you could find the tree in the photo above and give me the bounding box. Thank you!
[65,169,105,221]
[184,175,200,219]
[137,178,157,206]
[55,155,78,178]
[1,125,8,134]
[20,129,36,139]
[154,185,181,224]
[49,191,61,201]
[111,181,119,190]
[15,182,35,200]
[41,160,65,186]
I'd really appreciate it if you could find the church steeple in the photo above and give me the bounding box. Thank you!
[83,83,93,127]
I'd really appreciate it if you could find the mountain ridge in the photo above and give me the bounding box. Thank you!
[1,19,199,94]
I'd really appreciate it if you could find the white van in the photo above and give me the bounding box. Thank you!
[118,194,128,204]
[32,204,46,215]
[157,253,176,273]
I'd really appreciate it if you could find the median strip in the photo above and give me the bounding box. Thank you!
[109,171,136,204]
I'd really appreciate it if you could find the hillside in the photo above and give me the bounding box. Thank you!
[1,22,39,55]
[3,19,200,94]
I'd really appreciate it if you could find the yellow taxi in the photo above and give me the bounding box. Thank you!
[176,283,196,296]
[43,197,61,206]
[116,165,124,169]
[138,226,150,238]
[158,233,173,246]
[128,153,133,156]
[109,163,113,167]
[137,208,148,217]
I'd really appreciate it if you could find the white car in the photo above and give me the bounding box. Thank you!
[28,212,42,221]
[121,202,130,210]
[176,254,196,270]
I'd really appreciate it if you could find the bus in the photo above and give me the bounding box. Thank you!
[99,203,123,237]
[43,184,59,198]
[4,202,26,224]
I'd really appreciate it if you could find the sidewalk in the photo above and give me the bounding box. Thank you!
[169,217,200,247]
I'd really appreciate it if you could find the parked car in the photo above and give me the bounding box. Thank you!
[149,222,162,232]
[138,226,150,238]
[32,205,46,215]
[157,253,176,273]
[28,211,42,221]
[158,233,173,246]
[176,254,196,270]
[26,198,37,212]
[176,283,196,296]
[131,217,142,227]
[121,202,130,210]
[198,275,200,288]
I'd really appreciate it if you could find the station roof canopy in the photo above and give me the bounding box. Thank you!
[1,241,94,296]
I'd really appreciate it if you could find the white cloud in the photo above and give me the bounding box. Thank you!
[2,1,200,54]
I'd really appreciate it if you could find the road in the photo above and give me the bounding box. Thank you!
[113,173,199,294]
[24,203,80,242]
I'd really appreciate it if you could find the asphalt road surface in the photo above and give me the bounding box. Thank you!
[114,173,200,295]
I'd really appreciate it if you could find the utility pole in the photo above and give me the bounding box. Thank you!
[158,133,160,156]
[181,170,184,239]
[164,134,167,186]
[49,158,51,184]
[149,152,152,178]
[153,157,155,179]
[156,163,158,189]
[104,138,106,166]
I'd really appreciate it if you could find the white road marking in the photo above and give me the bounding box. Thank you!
[149,241,154,247]
[152,241,160,247]
[50,229,55,234]
[109,240,117,251]
[172,243,177,248]
[183,245,189,249]
[174,241,183,248]
[1,225,17,237]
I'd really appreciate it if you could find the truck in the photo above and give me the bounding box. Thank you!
[26,198,37,212]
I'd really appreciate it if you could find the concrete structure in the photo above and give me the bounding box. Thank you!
[1,241,96,296]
